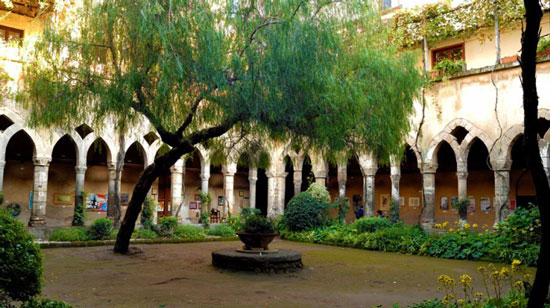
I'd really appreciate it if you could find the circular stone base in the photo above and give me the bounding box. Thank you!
[212,248,303,273]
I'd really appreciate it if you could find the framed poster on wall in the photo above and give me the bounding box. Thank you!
[409,197,420,207]
[480,198,491,212]
[189,202,198,209]
[440,197,449,210]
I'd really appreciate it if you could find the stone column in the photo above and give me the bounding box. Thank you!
[200,165,210,194]
[363,168,377,217]
[107,162,119,219]
[0,160,5,192]
[314,169,327,187]
[248,168,258,209]
[337,163,347,199]
[222,163,237,218]
[421,168,436,225]
[171,162,184,221]
[29,157,51,227]
[457,162,468,200]
[390,172,401,211]
[494,169,511,225]
[267,171,287,218]
[293,169,302,196]
[75,165,87,207]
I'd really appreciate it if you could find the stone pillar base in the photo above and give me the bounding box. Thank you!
[28,216,46,227]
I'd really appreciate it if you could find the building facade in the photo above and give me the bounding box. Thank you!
[1,1,548,229]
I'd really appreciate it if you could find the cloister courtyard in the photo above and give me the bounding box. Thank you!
[38,239,530,308]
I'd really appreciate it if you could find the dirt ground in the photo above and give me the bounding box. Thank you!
[41,239,526,308]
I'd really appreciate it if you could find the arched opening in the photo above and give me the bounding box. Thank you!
[84,139,111,222]
[284,156,294,206]
[154,148,172,218]
[400,146,423,225]
[467,138,495,226]
[209,162,223,216]
[300,156,314,192]
[510,135,536,209]
[184,151,202,223]
[4,130,35,224]
[0,115,14,131]
[234,154,250,215]
[434,141,458,223]
[346,155,363,221]
[375,163,391,218]
[326,161,339,218]
[256,168,268,216]
[47,135,78,227]
[122,142,146,213]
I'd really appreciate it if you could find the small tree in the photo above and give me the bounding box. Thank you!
[22,0,422,253]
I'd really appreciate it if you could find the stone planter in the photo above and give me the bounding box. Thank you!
[236,232,277,250]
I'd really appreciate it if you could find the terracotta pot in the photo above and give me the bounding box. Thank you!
[236,232,277,250]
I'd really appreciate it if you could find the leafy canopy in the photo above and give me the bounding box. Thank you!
[22,0,422,160]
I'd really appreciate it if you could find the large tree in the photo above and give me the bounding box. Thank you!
[521,0,550,306]
[22,0,422,253]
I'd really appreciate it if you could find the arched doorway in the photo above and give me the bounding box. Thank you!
[47,135,78,227]
[301,156,314,192]
[154,147,172,218]
[4,130,35,224]
[434,142,458,223]
[346,155,363,221]
[85,139,111,222]
[184,151,202,223]
[284,155,294,206]
[399,146,422,225]
[256,168,268,216]
[467,138,495,226]
[122,142,146,212]
[510,135,536,209]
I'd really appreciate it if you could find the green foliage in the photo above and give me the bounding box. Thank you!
[242,215,275,234]
[241,207,261,218]
[537,38,550,54]
[200,213,210,230]
[21,299,73,308]
[72,191,87,226]
[281,207,542,265]
[335,198,350,224]
[284,192,331,231]
[23,0,422,164]
[432,59,464,77]
[0,209,43,303]
[198,191,212,207]
[354,217,392,233]
[49,227,90,242]
[207,224,236,237]
[451,198,470,218]
[306,183,331,203]
[141,197,155,231]
[87,218,113,240]
[135,228,158,239]
[227,207,261,231]
[157,217,179,238]
[174,225,205,239]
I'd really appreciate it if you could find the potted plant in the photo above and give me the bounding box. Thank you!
[236,214,277,250]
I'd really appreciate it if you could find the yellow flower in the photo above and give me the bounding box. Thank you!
[442,221,449,228]
[475,292,484,298]
[449,228,454,232]
[458,299,465,304]
[512,260,522,266]
[435,224,442,229]
[477,266,486,273]
[472,224,478,228]
[511,300,519,307]
[463,223,471,229]
[460,274,472,287]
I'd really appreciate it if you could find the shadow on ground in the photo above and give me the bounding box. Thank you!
[41,239,525,308]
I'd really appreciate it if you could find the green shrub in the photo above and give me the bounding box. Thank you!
[174,225,205,239]
[241,207,261,218]
[0,209,43,303]
[284,192,330,231]
[71,191,86,226]
[88,218,113,240]
[158,216,179,237]
[21,299,73,308]
[243,215,275,233]
[353,217,392,233]
[200,212,210,230]
[207,224,236,237]
[49,227,90,242]
[135,228,158,239]
[141,197,155,231]
[419,229,491,260]
[432,58,464,76]
[306,183,331,203]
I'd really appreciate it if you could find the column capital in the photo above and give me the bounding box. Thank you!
[107,163,117,171]
[200,174,210,181]
[421,164,437,174]
[390,174,401,182]
[456,171,468,180]
[266,171,287,178]
[33,157,51,167]
[75,165,87,173]
[170,165,183,174]
[363,168,377,177]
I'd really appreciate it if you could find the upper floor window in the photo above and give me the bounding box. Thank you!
[381,0,392,10]
[432,44,464,68]
[0,26,24,44]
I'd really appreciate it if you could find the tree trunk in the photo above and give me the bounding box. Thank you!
[521,1,550,307]
[114,144,193,253]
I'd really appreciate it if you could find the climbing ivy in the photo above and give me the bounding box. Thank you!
[388,0,541,49]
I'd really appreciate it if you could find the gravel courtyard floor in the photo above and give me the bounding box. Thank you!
[41,239,527,308]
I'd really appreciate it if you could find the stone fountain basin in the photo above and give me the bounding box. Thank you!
[212,248,302,273]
